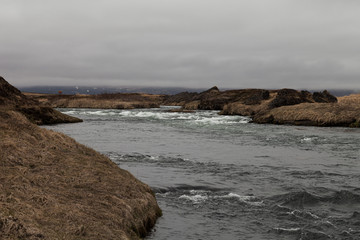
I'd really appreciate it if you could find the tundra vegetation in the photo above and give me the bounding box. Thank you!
[0,77,161,240]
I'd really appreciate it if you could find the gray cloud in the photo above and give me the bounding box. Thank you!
[1,0,360,89]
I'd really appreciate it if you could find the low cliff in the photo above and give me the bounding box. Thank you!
[0,77,162,239]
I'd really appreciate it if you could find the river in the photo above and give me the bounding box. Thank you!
[45,107,360,240]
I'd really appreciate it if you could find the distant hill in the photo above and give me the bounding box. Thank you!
[18,86,207,95]
[18,85,359,97]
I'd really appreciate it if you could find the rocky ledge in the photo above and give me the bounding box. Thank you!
[0,77,162,239]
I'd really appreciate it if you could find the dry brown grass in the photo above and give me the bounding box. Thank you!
[337,94,360,105]
[0,110,161,239]
[220,92,277,116]
[219,91,360,127]
[254,100,360,127]
[183,100,201,110]
[25,93,165,109]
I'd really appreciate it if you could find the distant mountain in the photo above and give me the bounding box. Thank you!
[18,86,207,95]
[18,85,359,97]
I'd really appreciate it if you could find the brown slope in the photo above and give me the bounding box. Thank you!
[0,77,162,239]
[0,110,161,239]
[0,76,32,106]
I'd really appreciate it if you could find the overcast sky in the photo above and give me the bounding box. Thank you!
[1,0,360,89]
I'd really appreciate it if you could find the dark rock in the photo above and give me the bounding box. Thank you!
[0,76,82,124]
[162,92,199,105]
[192,88,271,110]
[198,98,227,110]
[269,89,313,109]
[201,86,220,94]
[300,90,313,99]
[313,90,337,103]
[243,89,270,105]
[0,76,35,106]
[16,106,82,125]
[0,76,22,98]
[165,87,272,111]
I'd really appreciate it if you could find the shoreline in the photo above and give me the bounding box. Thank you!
[25,87,360,128]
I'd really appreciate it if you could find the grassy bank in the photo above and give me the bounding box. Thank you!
[25,92,166,109]
[252,94,360,127]
[1,77,162,239]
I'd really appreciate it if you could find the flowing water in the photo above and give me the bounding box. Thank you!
[46,107,360,240]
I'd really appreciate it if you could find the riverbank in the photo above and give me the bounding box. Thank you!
[165,87,360,128]
[252,94,360,127]
[0,77,161,239]
[25,92,166,109]
[25,85,360,128]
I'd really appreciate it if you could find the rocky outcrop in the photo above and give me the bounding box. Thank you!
[162,92,199,106]
[313,90,338,103]
[249,89,355,127]
[0,78,162,239]
[268,89,338,109]
[242,89,270,105]
[166,87,337,111]
[16,106,82,125]
[165,86,360,127]
[165,87,271,111]
[0,77,82,125]
[162,86,220,108]
[268,89,314,109]
[252,98,360,127]
[0,76,34,106]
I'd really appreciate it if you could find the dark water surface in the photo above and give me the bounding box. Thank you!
[46,107,360,239]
